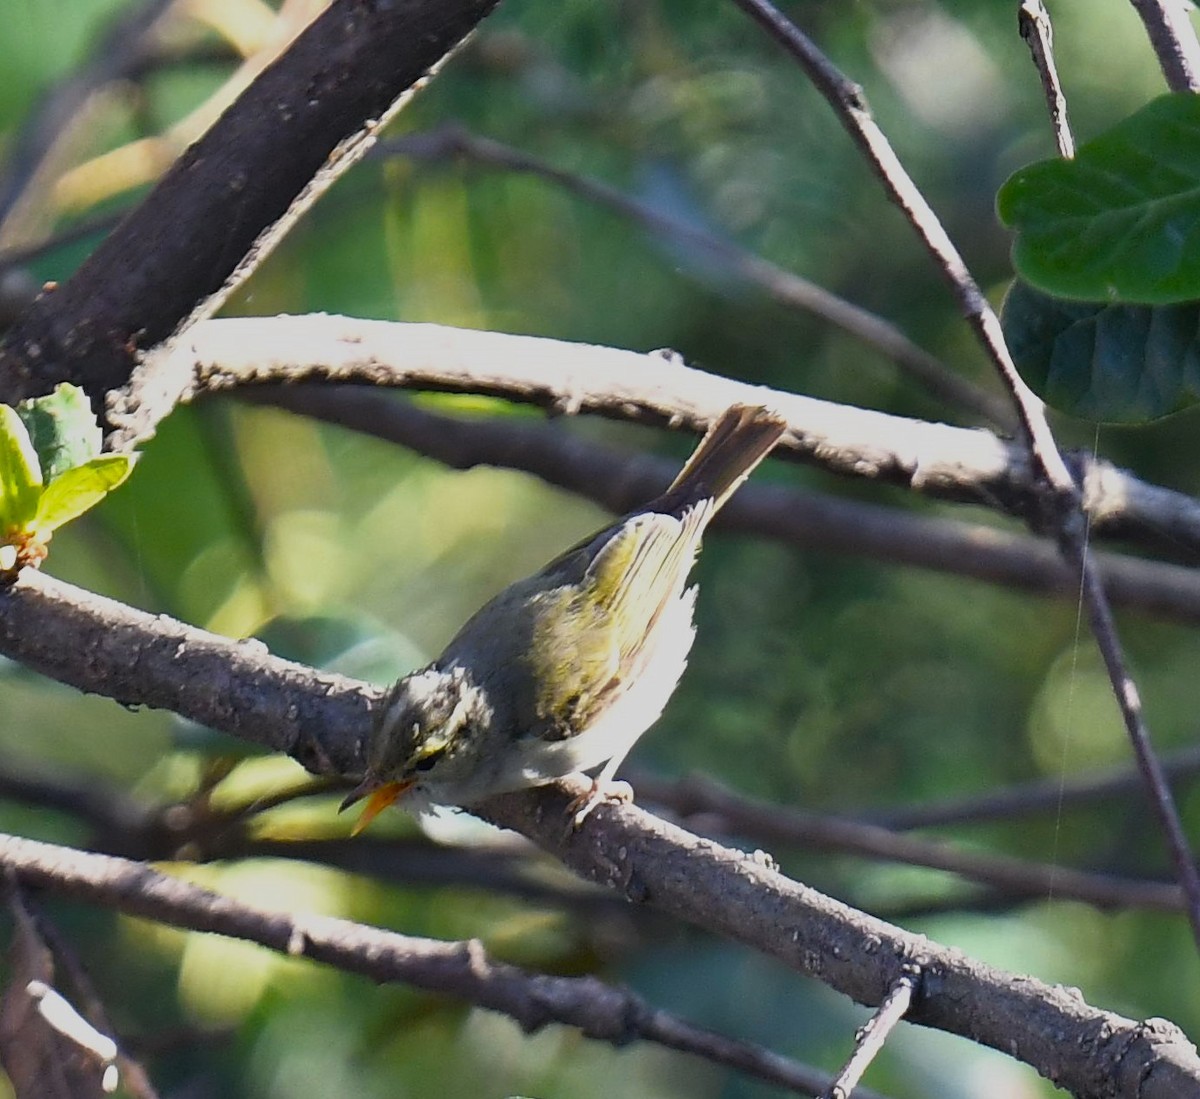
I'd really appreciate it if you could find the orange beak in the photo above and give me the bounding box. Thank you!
[339,778,412,836]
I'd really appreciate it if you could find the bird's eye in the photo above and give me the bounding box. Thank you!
[412,748,444,773]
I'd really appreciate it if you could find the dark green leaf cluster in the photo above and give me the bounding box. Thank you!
[1000,94,1200,422]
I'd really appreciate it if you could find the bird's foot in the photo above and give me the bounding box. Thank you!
[566,778,634,831]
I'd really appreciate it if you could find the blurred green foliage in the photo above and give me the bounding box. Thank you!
[2,1,1200,1097]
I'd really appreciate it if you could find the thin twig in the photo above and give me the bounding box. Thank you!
[727,0,1063,478]
[729,0,1200,954]
[822,968,920,1099]
[633,773,1182,913]
[858,743,1200,831]
[2,878,116,1097]
[1018,0,1075,158]
[219,775,346,823]
[1129,0,1200,91]
[0,831,880,1099]
[0,758,636,920]
[34,910,161,1099]
[0,0,177,244]
[379,127,1015,430]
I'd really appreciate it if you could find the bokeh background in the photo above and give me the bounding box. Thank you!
[2,1,1199,1096]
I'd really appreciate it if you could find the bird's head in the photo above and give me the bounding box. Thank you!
[340,666,481,833]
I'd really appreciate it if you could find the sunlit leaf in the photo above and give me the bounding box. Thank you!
[0,405,43,531]
[33,455,137,534]
[1001,278,1200,422]
[999,93,1200,304]
[17,382,103,482]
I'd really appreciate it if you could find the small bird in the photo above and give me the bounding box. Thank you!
[341,403,787,831]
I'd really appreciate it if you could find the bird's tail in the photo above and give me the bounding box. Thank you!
[665,404,787,514]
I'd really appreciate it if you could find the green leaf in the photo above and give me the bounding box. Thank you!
[1001,278,1200,423]
[17,382,102,483]
[0,405,43,530]
[998,93,1200,304]
[33,455,137,534]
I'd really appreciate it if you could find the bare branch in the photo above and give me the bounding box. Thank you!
[132,314,1200,564]
[1129,0,1200,91]
[0,570,369,777]
[0,0,502,405]
[860,743,1200,831]
[0,758,639,920]
[0,831,875,1099]
[822,967,919,1099]
[255,384,1200,625]
[0,0,177,244]
[379,127,1016,430]
[1018,0,1075,158]
[32,910,159,1099]
[728,0,1200,954]
[486,780,1200,1099]
[1,880,111,1098]
[633,772,1183,914]
[727,0,1064,480]
[0,571,1198,1093]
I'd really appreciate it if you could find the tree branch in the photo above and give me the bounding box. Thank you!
[727,0,1200,953]
[487,783,1200,1099]
[0,570,368,777]
[379,126,1016,430]
[633,772,1182,914]
[822,967,919,1099]
[1018,0,1075,159]
[135,314,1200,566]
[0,569,1197,1095]
[861,743,1200,831]
[1129,0,1200,92]
[0,758,644,922]
[0,0,501,405]
[0,832,848,1099]
[0,0,177,244]
[254,384,1200,624]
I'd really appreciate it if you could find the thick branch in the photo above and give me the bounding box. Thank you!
[0,570,1197,1096]
[0,570,369,777]
[0,0,501,404]
[129,315,1200,564]
[487,783,1200,1099]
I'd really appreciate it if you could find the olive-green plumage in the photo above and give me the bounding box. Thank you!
[342,404,787,828]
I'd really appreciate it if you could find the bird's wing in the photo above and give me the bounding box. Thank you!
[583,503,710,663]
[520,504,707,741]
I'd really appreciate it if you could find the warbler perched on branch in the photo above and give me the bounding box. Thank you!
[341,403,787,831]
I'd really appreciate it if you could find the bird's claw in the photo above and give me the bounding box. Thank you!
[566,779,634,831]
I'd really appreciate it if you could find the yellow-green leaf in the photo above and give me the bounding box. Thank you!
[17,382,102,482]
[0,405,43,530]
[33,455,137,534]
